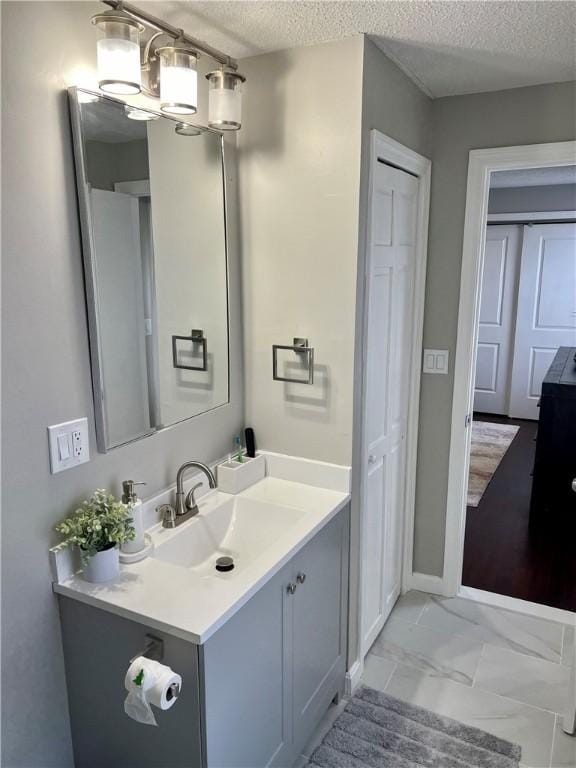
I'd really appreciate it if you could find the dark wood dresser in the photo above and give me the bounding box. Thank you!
[530,347,576,523]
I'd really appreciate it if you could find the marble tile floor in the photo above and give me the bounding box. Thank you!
[294,591,575,768]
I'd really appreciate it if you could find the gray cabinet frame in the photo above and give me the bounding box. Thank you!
[58,504,349,768]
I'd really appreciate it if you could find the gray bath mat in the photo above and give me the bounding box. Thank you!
[309,686,521,767]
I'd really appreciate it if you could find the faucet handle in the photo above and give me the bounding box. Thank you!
[157,504,176,529]
[185,482,203,513]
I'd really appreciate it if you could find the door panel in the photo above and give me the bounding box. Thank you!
[361,162,418,655]
[474,225,521,414]
[509,223,576,420]
[90,189,151,445]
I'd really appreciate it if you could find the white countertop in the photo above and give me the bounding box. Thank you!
[53,476,350,645]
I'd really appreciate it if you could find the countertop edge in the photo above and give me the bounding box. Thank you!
[54,492,351,645]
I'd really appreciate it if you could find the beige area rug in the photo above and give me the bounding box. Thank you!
[467,421,520,507]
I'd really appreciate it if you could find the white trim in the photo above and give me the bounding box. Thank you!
[407,572,448,597]
[487,210,576,223]
[444,141,576,597]
[458,586,575,627]
[345,659,364,696]
[357,130,431,661]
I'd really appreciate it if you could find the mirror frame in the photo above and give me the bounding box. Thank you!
[68,86,231,452]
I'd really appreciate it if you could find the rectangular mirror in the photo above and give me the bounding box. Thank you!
[69,88,229,451]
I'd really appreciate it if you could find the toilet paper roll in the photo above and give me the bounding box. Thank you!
[124,656,182,726]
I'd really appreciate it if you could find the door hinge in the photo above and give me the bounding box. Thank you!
[465,413,472,428]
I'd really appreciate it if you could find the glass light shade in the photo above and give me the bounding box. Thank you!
[77,90,100,104]
[175,122,203,136]
[207,70,245,130]
[158,47,197,115]
[125,106,159,121]
[92,14,143,95]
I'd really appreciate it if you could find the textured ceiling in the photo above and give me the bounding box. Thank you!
[491,166,576,189]
[143,1,576,97]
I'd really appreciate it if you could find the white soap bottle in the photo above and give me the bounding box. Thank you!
[121,480,146,555]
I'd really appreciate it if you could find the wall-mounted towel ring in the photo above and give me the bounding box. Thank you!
[172,329,208,371]
[272,337,314,384]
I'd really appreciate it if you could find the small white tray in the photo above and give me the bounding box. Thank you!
[217,454,266,494]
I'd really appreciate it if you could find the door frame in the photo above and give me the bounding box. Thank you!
[356,130,431,664]
[444,141,576,597]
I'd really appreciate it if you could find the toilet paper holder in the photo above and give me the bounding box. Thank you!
[131,633,164,664]
[130,634,181,701]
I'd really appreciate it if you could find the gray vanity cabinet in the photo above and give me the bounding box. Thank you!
[201,506,349,767]
[58,505,348,768]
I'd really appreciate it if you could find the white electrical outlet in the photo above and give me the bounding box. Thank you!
[48,418,90,474]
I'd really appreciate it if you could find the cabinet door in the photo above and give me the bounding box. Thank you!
[290,511,348,751]
[202,562,291,768]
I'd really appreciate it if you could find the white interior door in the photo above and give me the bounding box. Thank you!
[474,225,521,414]
[509,223,576,420]
[90,188,151,446]
[361,161,418,655]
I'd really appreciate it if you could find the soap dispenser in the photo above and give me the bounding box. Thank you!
[121,480,146,556]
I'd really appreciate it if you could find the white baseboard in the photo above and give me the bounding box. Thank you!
[407,572,448,596]
[345,659,363,695]
[458,586,575,626]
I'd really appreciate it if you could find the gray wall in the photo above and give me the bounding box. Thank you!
[238,36,364,467]
[1,3,243,766]
[348,36,433,665]
[488,183,576,213]
[413,80,576,576]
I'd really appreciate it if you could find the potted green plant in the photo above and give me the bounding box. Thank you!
[56,489,135,583]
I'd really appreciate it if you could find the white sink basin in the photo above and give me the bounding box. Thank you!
[150,493,306,577]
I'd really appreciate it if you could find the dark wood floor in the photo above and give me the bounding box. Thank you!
[462,413,576,612]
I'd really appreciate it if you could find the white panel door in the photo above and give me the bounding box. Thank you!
[361,161,418,655]
[509,223,576,420]
[474,225,521,414]
[90,189,151,446]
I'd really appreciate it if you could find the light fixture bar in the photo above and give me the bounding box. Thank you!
[102,0,237,69]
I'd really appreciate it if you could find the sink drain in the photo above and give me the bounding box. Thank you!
[215,556,235,573]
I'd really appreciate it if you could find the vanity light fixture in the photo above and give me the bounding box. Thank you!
[124,105,159,121]
[206,67,246,131]
[91,7,144,95]
[157,40,198,115]
[77,91,100,104]
[90,0,247,129]
[175,122,203,137]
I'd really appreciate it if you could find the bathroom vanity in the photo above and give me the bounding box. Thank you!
[56,465,350,768]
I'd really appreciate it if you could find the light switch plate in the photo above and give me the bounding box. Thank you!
[423,349,449,375]
[48,418,90,474]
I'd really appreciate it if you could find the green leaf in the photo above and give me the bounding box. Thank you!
[133,668,145,687]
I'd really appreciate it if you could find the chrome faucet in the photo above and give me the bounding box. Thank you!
[157,461,217,529]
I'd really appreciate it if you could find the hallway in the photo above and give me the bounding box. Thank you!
[462,414,576,612]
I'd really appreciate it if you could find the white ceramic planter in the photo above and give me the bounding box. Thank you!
[82,545,120,583]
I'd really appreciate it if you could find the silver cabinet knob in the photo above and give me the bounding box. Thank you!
[287,583,297,595]
[572,478,576,493]
[296,572,306,584]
